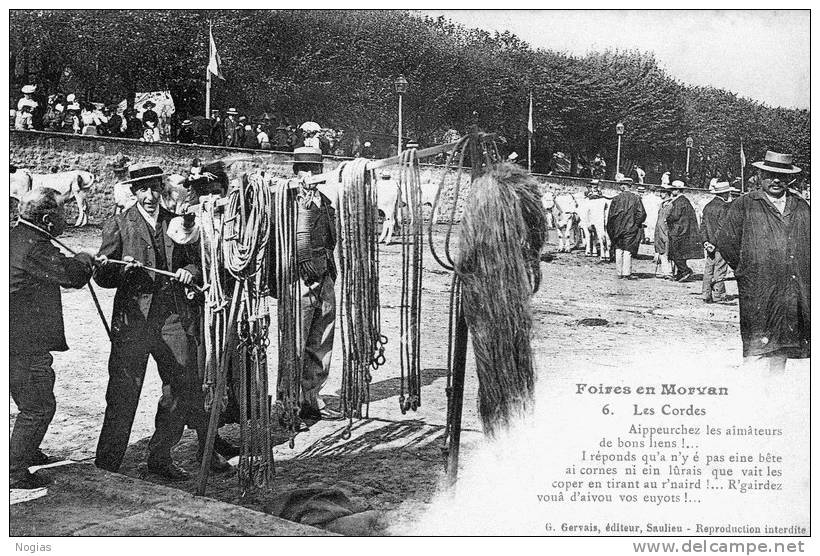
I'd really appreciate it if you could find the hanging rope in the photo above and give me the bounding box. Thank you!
[222,172,274,491]
[398,148,424,413]
[336,158,386,434]
[270,178,303,449]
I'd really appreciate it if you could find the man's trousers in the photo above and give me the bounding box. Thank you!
[95,311,199,472]
[10,353,56,483]
[299,275,336,409]
[701,251,728,302]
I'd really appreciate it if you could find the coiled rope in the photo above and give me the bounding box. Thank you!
[336,158,386,435]
[222,173,274,491]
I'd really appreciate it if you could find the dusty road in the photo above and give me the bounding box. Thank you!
[12,223,781,534]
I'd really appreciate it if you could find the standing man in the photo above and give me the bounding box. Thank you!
[606,181,646,279]
[10,190,96,489]
[141,101,160,142]
[715,151,810,373]
[223,108,241,147]
[94,164,205,480]
[289,147,340,422]
[700,181,738,303]
[665,180,702,282]
[653,184,676,279]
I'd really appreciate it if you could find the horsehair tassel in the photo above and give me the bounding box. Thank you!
[455,162,545,436]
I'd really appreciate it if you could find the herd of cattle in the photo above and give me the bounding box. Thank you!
[8,165,692,252]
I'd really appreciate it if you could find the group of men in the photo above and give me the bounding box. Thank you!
[604,150,810,373]
[9,147,339,489]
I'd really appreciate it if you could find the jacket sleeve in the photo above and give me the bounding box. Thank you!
[94,216,125,288]
[635,196,647,225]
[26,241,93,289]
[715,198,744,270]
[700,206,710,245]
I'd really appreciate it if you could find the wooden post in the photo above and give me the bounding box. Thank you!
[197,279,243,496]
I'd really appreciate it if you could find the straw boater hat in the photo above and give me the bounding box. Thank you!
[120,163,165,189]
[21,85,36,94]
[751,151,801,174]
[712,181,740,194]
[226,107,238,115]
[671,179,686,189]
[181,119,193,126]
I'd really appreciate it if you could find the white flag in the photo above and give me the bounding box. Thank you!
[208,26,225,80]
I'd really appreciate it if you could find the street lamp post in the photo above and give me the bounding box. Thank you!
[394,75,408,156]
[615,122,625,177]
[685,136,694,178]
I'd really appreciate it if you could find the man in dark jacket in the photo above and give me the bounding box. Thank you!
[605,182,646,279]
[715,151,810,373]
[287,147,339,422]
[666,180,702,282]
[94,164,210,480]
[10,189,96,488]
[700,181,738,303]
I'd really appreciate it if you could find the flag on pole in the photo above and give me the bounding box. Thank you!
[208,24,225,80]
[527,92,534,137]
[740,139,746,168]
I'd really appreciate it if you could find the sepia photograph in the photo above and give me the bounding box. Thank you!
[6,6,812,546]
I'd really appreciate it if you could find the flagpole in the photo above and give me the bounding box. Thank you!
[205,22,212,118]
[740,138,745,194]
[527,92,533,174]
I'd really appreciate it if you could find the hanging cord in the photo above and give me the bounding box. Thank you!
[270,179,302,449]
[222,173,274,492]
[398,148,424,413]
[336,158,386,437]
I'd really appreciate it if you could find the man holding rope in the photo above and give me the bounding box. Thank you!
[10,189,97,489]
[93,164,224,480]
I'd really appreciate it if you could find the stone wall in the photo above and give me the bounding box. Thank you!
[10,130,713,224]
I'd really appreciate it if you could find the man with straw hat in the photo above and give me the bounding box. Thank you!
[700,181,738,303]
[93,164,227,480]
[716,151,810,373]
[665,180,702,282]
[10,189,97,488]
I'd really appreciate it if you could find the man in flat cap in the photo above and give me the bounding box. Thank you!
[716,151,810,373]
[10,189,96,488]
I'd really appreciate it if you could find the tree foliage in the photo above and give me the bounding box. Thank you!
[10,9,810,183]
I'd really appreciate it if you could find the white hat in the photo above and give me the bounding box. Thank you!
[712,181,740,194]
[508,152,519,161]
[21,84,36,94]
[751,151,801,174]
[66,93,76,103]
[671,180,686,189]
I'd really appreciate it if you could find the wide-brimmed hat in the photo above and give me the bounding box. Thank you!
[143,101,156,109]
[226,107,238,115]
[300,121,321,133]
[120,163,165,188]
[752,151,801,174]
[181,119,193,126]
[637,185,647,193]
[21,84,36,94]
[712,181,740,194]
[670,180,686,189]
[293,146,323,165]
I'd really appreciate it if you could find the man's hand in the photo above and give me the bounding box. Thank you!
[174,268,194,285]
[122,255,143,272]
[94,254,109,267]
[704,242,716,254]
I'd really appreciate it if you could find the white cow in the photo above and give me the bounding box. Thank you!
[10,169,95,227]
[542,191,584,252]
[640,192,662,244]
[376,178,441,244]
[578,196,610,259]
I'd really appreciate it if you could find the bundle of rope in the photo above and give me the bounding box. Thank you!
[398,149,424,413]
[335,158,386,432]
[199,195,229,415]
[269,178,303,448]
[223,172,274,490]
[455,163,546,435]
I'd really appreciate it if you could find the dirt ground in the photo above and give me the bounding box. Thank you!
[11,223,760,534]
